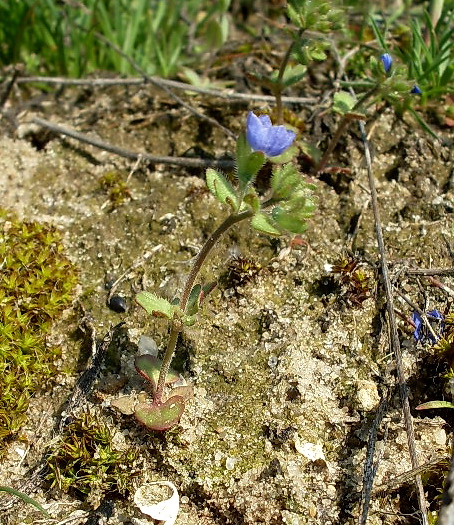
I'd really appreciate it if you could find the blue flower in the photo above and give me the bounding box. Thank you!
[411,85,422,95]
[412,309,444,343]
[412,311,423,341]
[246,112,296,157]
[379,53,393,73]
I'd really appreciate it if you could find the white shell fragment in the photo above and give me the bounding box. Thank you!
[134,481,179,525]
[294,440,326,462]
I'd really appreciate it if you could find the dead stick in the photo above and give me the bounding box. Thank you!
[31,116,235,170]
[359,118,428,525]
[16,75,316,105]
[406,268,454,276]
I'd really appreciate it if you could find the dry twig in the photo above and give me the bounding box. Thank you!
[31,116,235,169]
[359,118,429,525]
[16,75,316,105]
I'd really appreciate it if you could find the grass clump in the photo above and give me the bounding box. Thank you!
[46,410,139,504]
[0,211,78,454]
[0,0,231,78]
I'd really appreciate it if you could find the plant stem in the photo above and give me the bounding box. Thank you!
[313,85,379,174]
[154,209,253,402]
[274,38,297,124]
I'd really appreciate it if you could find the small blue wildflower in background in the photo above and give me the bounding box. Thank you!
[411,85,422,95]
[380,53,393,74]
[412,309,445,343]
[246,112,296,157]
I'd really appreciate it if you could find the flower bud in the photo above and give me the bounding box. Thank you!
[379,53,393,74]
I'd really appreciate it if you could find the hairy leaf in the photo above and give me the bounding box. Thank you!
[251,212,281,236]
[136,291,176,319]
[206,168,238,210]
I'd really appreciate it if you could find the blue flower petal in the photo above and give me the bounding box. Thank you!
[412,311,423,341]
[380,53,393,73]
[265,126,296,157]
[428,309,443,320]
[411,85,422,95]
[246,112,296,157]
[258,114,272,127]
[412,309,445,344]
[246,112,268,152]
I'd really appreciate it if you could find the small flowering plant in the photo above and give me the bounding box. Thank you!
[134,112,317,430]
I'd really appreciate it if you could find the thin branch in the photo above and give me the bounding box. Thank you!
[373,455,450,496]
[0,65,22,109]
[426,276,454,298]
[405,268,454,276]
[274,37,297,124]
[16,75,316,105]
[31,116,235,170]
[155,209,253,402]
[359,118,429,525]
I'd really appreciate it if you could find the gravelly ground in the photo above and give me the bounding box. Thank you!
[0,78,453,525]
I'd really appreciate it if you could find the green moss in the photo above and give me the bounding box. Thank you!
[46,410,138,502]
[0,211,78,453]
[98,170,131,209]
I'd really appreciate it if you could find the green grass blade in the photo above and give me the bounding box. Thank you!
[369,15,388,51]
[0,486,51,518]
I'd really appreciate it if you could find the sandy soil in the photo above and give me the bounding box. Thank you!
[0,76,453,525]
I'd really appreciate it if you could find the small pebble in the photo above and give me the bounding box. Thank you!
[225,456,236,470]
[108,295,127,313]
[268,355,278,367]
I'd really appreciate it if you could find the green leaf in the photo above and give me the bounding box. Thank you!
[237,151,266,191]
[136,291,176,319]
[135,396,185,431]
[300,140,321,163]
[251,212,281,236]
[186,284,202,317]
[243,187,260,212]
[272,207,309,234]
[268,145,298,165]
[281,63,307,87]
[0,486,51,518]
[206,168,238,210]
[236,133,266,190]
[182,314,196,327]
[236,132,252,174]
[135,354,180,393]
[201,281,217,301]
[333,91,356,115]
[287,4,302,27]
[271,164,301,200]
[243,152,266,184]
[416,400,454,410]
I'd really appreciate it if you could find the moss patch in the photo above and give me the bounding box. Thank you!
[46,410,139,506]
[0,211,78,453]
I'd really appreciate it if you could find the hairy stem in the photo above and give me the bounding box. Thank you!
[154,209,253,402]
